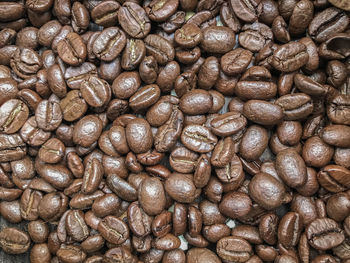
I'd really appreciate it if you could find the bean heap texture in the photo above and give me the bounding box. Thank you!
[0,0,349,263]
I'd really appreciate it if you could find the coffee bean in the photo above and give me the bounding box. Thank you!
[306,218,344,250]
[144,34,175,65]
[98,216,129,245]
[93,27,126,62]
[57,32,86,66]
[216,236,253,262]
[0,227,30,254]
[118,2,151,39]
[201,26,235,54]
[271,42,309,72]
[139,177,166,216]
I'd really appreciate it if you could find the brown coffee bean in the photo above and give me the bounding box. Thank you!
[0,227,30,254]
[126,118,153,154]
[57,32,86,66]
[66,210,89,242]
[306,218,344,250]
[165,173,199,203]
[201,26,235,54]
[219,192,252,219]
[216,236,253,262]
[139,177,166,216]
[98,216,129,245]
[271,42,309,72]
[276,149,307,188]
[181,124,217,153]
[249,172,288,210]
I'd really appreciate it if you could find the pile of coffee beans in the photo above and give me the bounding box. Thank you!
[0,0,349,262]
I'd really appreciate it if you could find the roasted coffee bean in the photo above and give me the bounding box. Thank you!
[144,34,175,65]
[276,149,307,188]
[0,99,29,134]
[66,210,89,242]
[216,236,253,262]
[181,124,217,153]
[169,146,198,174]
[98,216,129,245]
[139,177,166,216]
[91,1,120,27]
[249,172,288,210]
[271,42,309,72]
[308,7,349,43]
[306,218,344,250]
[230,0,261,22]
[165,173,199,203]
[35,100,62,131]
[80,75,111,108]
[93,27,126,62]
[243,100,283,125]
[57,33,86,66]
[201,26,235,54]
[317,165,350,193]
[118,2,151,38]
[0,227,30,254]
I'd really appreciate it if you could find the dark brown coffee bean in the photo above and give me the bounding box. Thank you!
[175,23,202,48]
[219,191,252,219]
[306,218,344,250]
[216,236,253,262]
[118,2,151,39]
[152,211,172,237]
[81,75,111,108]
[317,165,350,193]
[230,0,261,23]
[153,233,181,250]
[98,216,129,245]
[66,210,89,242]
[249,172,288,210]
[127,201,152,237]
[320,125,350,148]
[275,93,313,121]
[276,149,307,188]
[60,90,87,122]
[129,84,161,112]
[139,55,158,84]
[243,100,283,126]
[181,124,217,153]
[91,1,120,27]
[0,99,29,134]
[0,227,30,254]
[139,177,166,215]
[20,189,42,221]
[145,0,179,22]
[271,42,309,72]
[187,248,221,263]
[126,118,153,154]
[73,115,103,147]
[240,125,268,161]
[81,158,104,194]
[201,26,235,54]
[57,245,86,263]
[35,100,62,131]
[107,174,138,202]
[278,212,303,248]
[144,34,175,65]
[308,7,349,43]
[112,71,140,100]
[57,32,86,66]
[93,27,126,62]
[165,173,199,203]
[38,138,65,164]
